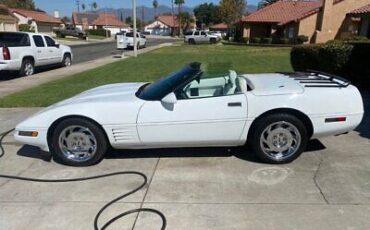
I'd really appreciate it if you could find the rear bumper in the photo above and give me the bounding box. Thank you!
[0,60,21,71]
[311,112,364,138]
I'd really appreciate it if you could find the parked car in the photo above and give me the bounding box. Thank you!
[184,30,221,44]
[123,32,146,49]
[14,63,364,166]
[0,32,73,76]
[209,31,225,39]
[53,25,87,40]
[114,31,126,40]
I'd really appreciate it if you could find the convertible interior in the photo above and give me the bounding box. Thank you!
[175,71,248,100]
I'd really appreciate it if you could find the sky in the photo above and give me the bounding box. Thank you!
[34,0,260,17]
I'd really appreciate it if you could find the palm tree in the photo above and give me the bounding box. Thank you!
[174,0,184,36]
[92,2,98,11]
[153,0,158,20]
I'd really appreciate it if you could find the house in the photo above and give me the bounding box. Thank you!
[144,15,196,35]
[145,15,179,35]
[0,4,18,32]
[10,8,62,34]
[347,4,370,38]
[72,12,129,35]
[209,23,228,32]
[239,0,370,44]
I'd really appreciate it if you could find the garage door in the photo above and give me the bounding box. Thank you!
[38,24,52,33]
[4,23,16,32]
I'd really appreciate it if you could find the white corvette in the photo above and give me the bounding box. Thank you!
[14,63,364,166]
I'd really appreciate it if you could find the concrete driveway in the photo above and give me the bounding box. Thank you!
[0,91,369,230]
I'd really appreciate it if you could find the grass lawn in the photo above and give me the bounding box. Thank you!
[0,44,292,107]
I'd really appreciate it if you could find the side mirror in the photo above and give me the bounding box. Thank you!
[161,92,177,104]
[55,42,60,48]
[143,35,146,39]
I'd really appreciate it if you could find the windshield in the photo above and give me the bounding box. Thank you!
[136,63,202,100]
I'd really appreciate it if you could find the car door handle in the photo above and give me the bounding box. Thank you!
[228,102,242,107]
[37,50,42,53]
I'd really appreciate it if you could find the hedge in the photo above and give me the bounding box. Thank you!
[87,29,111,37]
[291,42,370,87]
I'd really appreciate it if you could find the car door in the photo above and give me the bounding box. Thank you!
[44,36,62,64]
[137,77,248,147]
[200,31,209,43]
[32,35,49,66]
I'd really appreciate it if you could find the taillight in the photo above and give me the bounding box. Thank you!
[3,47,10,60]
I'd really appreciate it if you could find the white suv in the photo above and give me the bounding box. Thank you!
[184,30,221,44]
[0,32,73,76]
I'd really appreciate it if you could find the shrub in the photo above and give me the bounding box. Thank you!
[87,29,111,37]
[291,45,321,72]
[250,37,261,43]
[318,42,353,74]
[291,41,370,87]
[343,35,369,42]
[297,35,309,44]
[279,38,290,44]
[19,24,35,32]
[261,37,273,44]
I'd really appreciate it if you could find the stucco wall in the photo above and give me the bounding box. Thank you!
[298,13,318,43]
[316,0,370,43]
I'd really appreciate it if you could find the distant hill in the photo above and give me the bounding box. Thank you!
[97,4,258,23]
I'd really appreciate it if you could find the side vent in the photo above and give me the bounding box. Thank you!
[112,128,137,143]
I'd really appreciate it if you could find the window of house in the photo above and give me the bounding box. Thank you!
[288,27,294,39]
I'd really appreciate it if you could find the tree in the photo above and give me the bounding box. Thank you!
[178,12,194,32]
[91,1,98,11]
[258,0,278,9]
[0,0,35,10]
[153,0,158,19]
[81,3,86,11]
[174,0,184,36]
[193,3,222,28]
[219,0,246,30]
[125,16,132,25]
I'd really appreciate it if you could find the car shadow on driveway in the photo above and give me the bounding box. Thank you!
[355,90,370,139]
[16,139,326,164]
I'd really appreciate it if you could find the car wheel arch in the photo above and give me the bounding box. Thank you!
[47,115,110,150]
[246,108,314,144]
[22,56,35,64]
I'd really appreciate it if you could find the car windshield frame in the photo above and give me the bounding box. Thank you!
[136,62,202,101]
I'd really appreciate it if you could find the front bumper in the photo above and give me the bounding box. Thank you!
[14,128,49,152]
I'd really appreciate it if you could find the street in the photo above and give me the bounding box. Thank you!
[0,38,171,81]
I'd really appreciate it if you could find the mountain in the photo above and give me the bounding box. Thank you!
[97,4,258,23]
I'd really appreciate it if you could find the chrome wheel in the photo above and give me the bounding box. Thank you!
[260,121,301,161]
[24,63,34,76]
[64,56,71,67]
[58,125,97,162]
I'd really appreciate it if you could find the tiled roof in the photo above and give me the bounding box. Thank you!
[348,4,370,15]
[157,15,179,27]
[0,4,18,22]
[242,0,322,25]
[72,12,126,27]
[210,23,227,29]
[10,8,61,24]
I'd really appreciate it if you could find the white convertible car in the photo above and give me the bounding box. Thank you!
[14,63,364,166]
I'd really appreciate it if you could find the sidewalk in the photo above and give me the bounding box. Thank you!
[0,43,172,98]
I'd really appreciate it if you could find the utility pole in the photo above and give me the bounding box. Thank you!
[141,6,144,32]
[133,0,137,57]
[76,0,80,12]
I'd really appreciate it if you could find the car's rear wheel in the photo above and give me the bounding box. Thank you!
[210,38,216,44]
[19,58,34,77]
[188,39,195,45]
[250,114,308,164]
[62,54,72,67]
[51,118,108,166]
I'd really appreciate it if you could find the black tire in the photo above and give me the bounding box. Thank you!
[210,38,216,44]
[188,39,195,45]
[51,118,108,166]
[249,113,308,164]
[19,58,34,77]
[61,54,72,67]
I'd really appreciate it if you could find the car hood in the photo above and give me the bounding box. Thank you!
[64,82,145,104]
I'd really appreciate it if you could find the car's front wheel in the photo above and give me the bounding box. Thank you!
[250,114,308,164]
[51,118,108,166]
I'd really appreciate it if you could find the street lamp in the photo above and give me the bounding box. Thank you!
[132,0,137,57]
